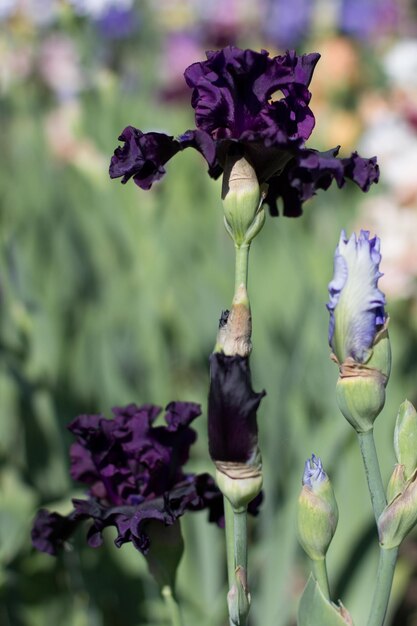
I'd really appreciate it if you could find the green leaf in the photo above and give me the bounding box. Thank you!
[298,575,354,626]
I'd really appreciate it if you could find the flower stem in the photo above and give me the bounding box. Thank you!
[224,496,236,589]
[357,429,387,522]
[233,507,248,573]
[311,557,331,600]
[366,547,398,626]
[235,244,250,292]
[357,430,397,625]
[161,585,184,626]
[231,506,250,626]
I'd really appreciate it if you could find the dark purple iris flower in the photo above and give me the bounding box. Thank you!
[109,46,379,217]
[208,353,265,464]
[32,401,259,557]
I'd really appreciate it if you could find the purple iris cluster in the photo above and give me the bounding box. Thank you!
[32,402,227,556]
[110,46,379,217]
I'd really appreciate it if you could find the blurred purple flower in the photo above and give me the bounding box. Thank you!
[95,5,138,39]
[110,46,379,217]
[340,0,399,40]
[263,0,313,49]
[32,402,228,556]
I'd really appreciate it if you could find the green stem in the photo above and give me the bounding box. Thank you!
[232,507,250,626]
[235,244,250,292]
[367,547,398,626]
[233,508,248,572]
[224,496,236,589]
[311,558,331,601]
[161,585,183,626]
[357,429,387,522]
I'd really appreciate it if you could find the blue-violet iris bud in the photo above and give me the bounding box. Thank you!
[110,47,379,218]
[298,455,338,561]
[327,231,391,432]
[327,230,387,365]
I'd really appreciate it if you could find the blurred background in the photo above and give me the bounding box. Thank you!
[1,1,417,625]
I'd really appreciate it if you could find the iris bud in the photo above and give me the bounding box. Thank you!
[298,455,338,561]
[386,464,406,504]
[222,153,266,246]
[215,448,263,510]
[394,400,417,479]
[327,231,390,432]
[335,365,386,433]
[145,520,184,590]
[378,468,417,549]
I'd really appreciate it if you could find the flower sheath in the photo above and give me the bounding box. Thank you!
[110,47,379,216]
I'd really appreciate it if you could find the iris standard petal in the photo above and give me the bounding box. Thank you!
[327,230,386,363]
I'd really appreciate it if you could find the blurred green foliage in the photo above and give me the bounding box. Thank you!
[2,6,417,626]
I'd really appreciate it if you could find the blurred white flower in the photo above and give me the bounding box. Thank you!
[384,40,417,89]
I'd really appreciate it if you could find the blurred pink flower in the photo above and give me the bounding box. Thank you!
[38,34,83,100]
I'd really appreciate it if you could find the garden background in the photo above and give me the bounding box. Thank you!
[2,1,417,624]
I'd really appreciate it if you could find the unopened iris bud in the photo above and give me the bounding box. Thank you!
[327,231,391,432]
[298,455,338,561]
[378,468,417,548]
[208,352,265,509]
[394,400,417,478]
[222,152,266,246]
[386,464,406,503]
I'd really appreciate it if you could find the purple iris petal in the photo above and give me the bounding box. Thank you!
[109,127,181,189]
[208,353,266,464]
[31,509,85,556]
[327,230,386,363]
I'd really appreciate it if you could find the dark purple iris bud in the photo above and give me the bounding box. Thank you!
[110,46,379,217]
[32,401,258,557]
[208,353,265,465]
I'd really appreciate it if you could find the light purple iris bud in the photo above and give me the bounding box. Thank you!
[327,230,386,364]
[302,454,327,489]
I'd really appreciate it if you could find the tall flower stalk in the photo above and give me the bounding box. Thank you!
[325,231,401,626]
[109,45,380,626]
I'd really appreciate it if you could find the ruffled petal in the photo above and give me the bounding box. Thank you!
[31,509,85,556]
[109,126,181,189]
[265,148,380,217]
[327,230,386,362]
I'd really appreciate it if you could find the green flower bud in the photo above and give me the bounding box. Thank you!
[145,520,184,590]
[222,154,266,246]
[215,449,263,511]
[386,464,406,503]
[335,364,386,433]
[394,400,417,478]
[378,468,417,548]
[298,456,338,561]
